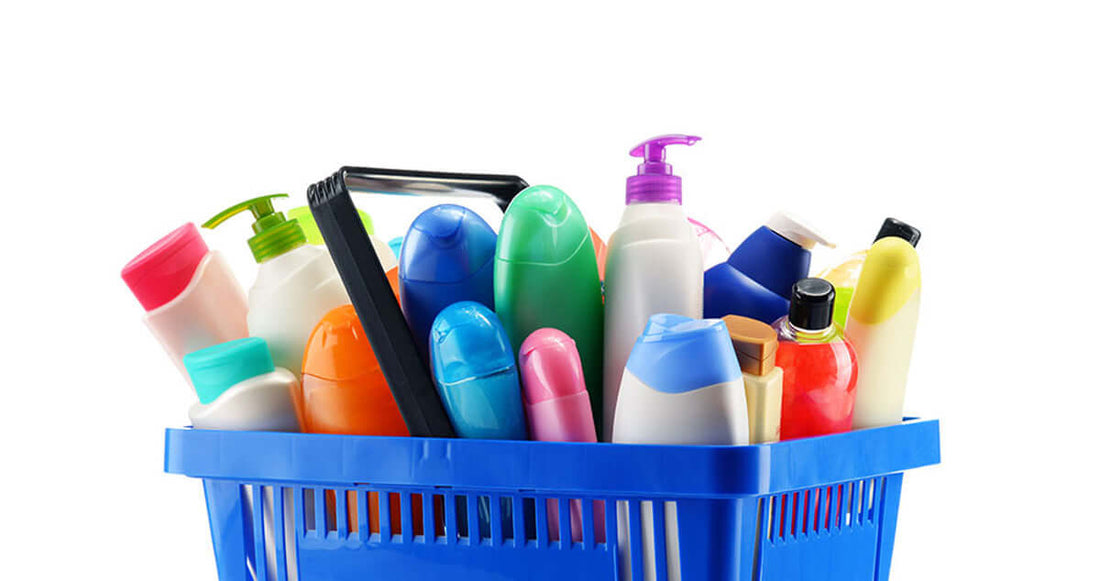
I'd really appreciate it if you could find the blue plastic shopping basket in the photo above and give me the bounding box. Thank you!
[164,417,939,580]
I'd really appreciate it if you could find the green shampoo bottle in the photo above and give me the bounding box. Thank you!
[494,185,605,435]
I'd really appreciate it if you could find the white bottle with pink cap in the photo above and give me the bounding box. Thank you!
[122,223,249,387]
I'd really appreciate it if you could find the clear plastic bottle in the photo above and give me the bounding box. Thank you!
[772,278,858,440]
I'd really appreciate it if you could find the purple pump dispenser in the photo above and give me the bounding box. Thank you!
[626,134,701,204]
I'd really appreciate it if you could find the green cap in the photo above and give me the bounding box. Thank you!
[496,185,592,265]
[183,338,277,404]
[287,206,374,244]
[203,194,307,263]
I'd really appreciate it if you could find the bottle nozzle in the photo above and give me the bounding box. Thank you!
[626,134,701,205]
[203,193,307,263]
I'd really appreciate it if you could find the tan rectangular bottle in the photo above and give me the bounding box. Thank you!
[723,315,783,444]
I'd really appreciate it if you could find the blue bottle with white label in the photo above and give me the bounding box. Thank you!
[703,212,835,324]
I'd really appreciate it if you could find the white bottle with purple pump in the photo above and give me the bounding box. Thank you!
[603,135,705,440]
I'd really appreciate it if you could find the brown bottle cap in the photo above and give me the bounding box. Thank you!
[722,315,778,376]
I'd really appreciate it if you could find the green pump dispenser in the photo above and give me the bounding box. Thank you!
[203,194,308,263]
[494,185,605,435]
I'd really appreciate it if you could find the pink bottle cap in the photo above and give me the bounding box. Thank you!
[122,223,209,311]
[518,328,587,405]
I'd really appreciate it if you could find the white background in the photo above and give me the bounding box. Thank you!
[2,1,1098,579]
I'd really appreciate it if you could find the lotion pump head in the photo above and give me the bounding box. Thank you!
[626,134,701,205]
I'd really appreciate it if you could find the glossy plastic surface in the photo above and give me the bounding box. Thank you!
[495,186,604,433]
[166,418,939,581]
[773,319,859,440]
[624,315,742,394]
[400,204,497,358]
[299,305,407,437]
[429,302,527,440]
[122,222,208,311]
[704,225,812,324]
[184,337,276,405]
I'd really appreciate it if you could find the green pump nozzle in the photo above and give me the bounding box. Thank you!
[203,194,307,263]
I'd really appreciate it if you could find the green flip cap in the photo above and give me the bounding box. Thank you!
[203,194,307,263]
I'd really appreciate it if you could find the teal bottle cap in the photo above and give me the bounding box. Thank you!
[184,337,276,404]
[496,185,592,265]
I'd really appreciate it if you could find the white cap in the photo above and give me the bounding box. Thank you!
[765,211,836,250]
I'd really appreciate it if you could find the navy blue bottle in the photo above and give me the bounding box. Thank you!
[703,212,834,324]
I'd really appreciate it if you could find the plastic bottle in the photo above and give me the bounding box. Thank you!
[773,278,858,440]
[400,204,497,358]
[494,185,604,433]
[299,304,407,436]
[299,303,423,538]
[612,313,749,581]
[203,194,349,377]
[429,301,527,440]
[518,328,603,543]
[603,135,704,440]
[818,218,921,332]
[847,236,921,429]
[122,223,249,386]
[183,337,299,432]
[703,211,834,325]
[287,205,397,271]
[723,315,783,444]
[430,301,527,538]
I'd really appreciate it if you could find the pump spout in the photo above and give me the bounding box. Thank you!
[625,134,701,205]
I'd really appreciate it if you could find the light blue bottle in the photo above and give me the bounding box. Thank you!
[429,301,527,439]
[430,301,527,536]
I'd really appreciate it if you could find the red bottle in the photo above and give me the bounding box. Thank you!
[773,278,858,439]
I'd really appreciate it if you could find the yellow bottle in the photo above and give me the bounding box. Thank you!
[723,316,783,444]
[846,236,921,429]
[819,218,920,332]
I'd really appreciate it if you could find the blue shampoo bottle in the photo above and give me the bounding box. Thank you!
[399,205,497,358]
[703,212,834,324]
[430,301,528,537]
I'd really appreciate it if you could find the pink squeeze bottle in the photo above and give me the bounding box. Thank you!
[519,329,605,543]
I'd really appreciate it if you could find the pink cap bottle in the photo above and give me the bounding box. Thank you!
[518,328,604,542]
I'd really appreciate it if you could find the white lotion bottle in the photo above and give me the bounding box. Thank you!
[122,223,249,387]
[613,314,749,581]
[846,236,922,429]
[603,135,704,440]
[204,194,350,377]
[184,337,300,581]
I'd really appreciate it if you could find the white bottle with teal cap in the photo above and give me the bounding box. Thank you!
[184,337,300,431]
[204,194,350,377]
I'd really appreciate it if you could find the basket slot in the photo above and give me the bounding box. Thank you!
[355,489,369,541]
[511,496,527,546]
[534,497,550,547]
[650,501,669,581]
[423,493,437,543]
[250,485,269,581]
[627,500,645,581]
[272,486,289,581]
[378,491,392,540]
[558,497,573,546]
[466,494,481,542]
[334,490,348,539]
[443,493,459,544]
[399,492,413,544]
[858,479,869,525]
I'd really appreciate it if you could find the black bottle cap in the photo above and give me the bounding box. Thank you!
[789,278,835,331]
[874,218,921,247]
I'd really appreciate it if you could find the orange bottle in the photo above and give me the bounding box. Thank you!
[300,300,429,536]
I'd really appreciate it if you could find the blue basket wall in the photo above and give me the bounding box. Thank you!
[164,418,939,581]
